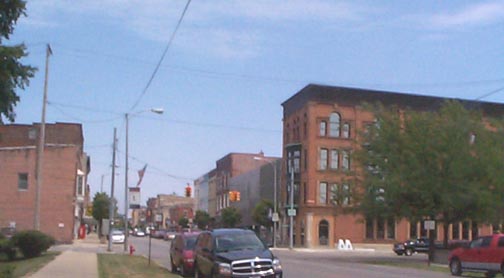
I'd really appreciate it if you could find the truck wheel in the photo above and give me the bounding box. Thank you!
[449,258,462,276]
[405,248,413,256]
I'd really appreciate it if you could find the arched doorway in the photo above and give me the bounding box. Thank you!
[319,220,329,246]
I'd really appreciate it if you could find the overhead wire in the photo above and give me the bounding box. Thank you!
[475,86,504,101]
[129,0,192,112]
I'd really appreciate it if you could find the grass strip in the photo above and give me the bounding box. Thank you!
[0,251,60,278]
[98,253,180,278]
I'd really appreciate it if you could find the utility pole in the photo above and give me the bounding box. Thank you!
[289,160,294,250]
[34,44,52,230]
[124,113,129,252]
[107,128,117,252]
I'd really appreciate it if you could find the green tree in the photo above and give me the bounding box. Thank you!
[178,217,189,229]
[220,207,242,228]
[0,0,37,123]
[252,199,273,228]
[92,192,110,236]
[355,101,504,248]
[194,210,211,230]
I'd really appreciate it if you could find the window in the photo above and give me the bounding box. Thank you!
[18,173,28,190]
[377,218,385,239]
[452,222,460,240]
[77,175,84,196]
[410,222,418,239]
[303,182,307,204]
[330,150,339,169]
[329,113,340,137]
[303,149,308,171]
[330,184,338,205]
[366,218,374,239]
[387,218,395,239]
[319,149,328,170]
[342,123,350,138]
[342,184,350,205]
[319,182,327,204]
[293,150,301,173]
[342,151,350,170]
[319,121,327,136]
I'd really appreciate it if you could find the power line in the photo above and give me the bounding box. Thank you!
[129,0,192,111]
[116,150,195,181]
[475,86,504,101]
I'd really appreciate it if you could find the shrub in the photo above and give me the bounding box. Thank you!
[11,230,54,258]
[0,238,17,261]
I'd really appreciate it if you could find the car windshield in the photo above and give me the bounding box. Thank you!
[112,230,123,235]
[215,233,265,253]
[185,237,197,249]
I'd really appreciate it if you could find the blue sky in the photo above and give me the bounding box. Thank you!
[7,1,504,212]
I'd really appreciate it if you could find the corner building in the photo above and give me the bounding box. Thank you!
[281,84,504,248]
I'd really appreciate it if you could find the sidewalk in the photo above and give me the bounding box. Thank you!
[29,233,103,278]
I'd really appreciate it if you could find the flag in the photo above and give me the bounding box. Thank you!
[136,164,147,186]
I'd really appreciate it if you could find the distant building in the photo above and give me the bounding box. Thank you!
[0,123,90,243]
[281,84,504,247]
[148,194,194,229]
[194,173,209,213]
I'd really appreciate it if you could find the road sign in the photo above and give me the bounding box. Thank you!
[424,220,435,230]
[287,209,296,217]
[272,212,279,222]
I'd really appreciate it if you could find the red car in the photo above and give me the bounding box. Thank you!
[170,232,200,277]
[448,234,504,277]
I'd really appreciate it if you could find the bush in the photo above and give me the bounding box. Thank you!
[0,238,16,261]
[11,230,54,258]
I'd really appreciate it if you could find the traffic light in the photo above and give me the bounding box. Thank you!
[185,186,192,197]
[229,191,236,202]
[236,191,241,201]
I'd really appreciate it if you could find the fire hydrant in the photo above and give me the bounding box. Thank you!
[129,244,135,255]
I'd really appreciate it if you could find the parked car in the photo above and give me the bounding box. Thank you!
[170,232,200,276]
[448,234,504,277]
[110,230,125,244]
[151,229,167,239]
[164,231,177,241]
[393,237,430,256]
[193,228,282,278]
[133,229,145,237]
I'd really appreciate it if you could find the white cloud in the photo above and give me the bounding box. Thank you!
[21,0,375,60]
[429,1,504,28]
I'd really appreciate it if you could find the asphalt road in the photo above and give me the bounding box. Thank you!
[128,236,459,278]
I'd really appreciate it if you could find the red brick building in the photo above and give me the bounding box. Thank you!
[281,84,503,248]
[0,123,90,243]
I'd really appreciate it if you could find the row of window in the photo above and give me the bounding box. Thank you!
[319,113,351,139]
[319,182,351,206]
[366,217,396,240]
[319,149,350,171]
[15,172,85,195]
[285,112,352,143]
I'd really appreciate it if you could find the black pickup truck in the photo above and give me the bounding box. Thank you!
[193,228,283,278]
[393,237,430,256]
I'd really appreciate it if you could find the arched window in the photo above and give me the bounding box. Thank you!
[329,113,341,137]
[319,220,329,246]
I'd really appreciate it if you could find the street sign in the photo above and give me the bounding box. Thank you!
[424,220,435,230]
[272,212,279,222]
[287,209,296,217]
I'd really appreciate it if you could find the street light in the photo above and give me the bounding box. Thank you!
[254,156,279,248]
[124,108,163,251]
